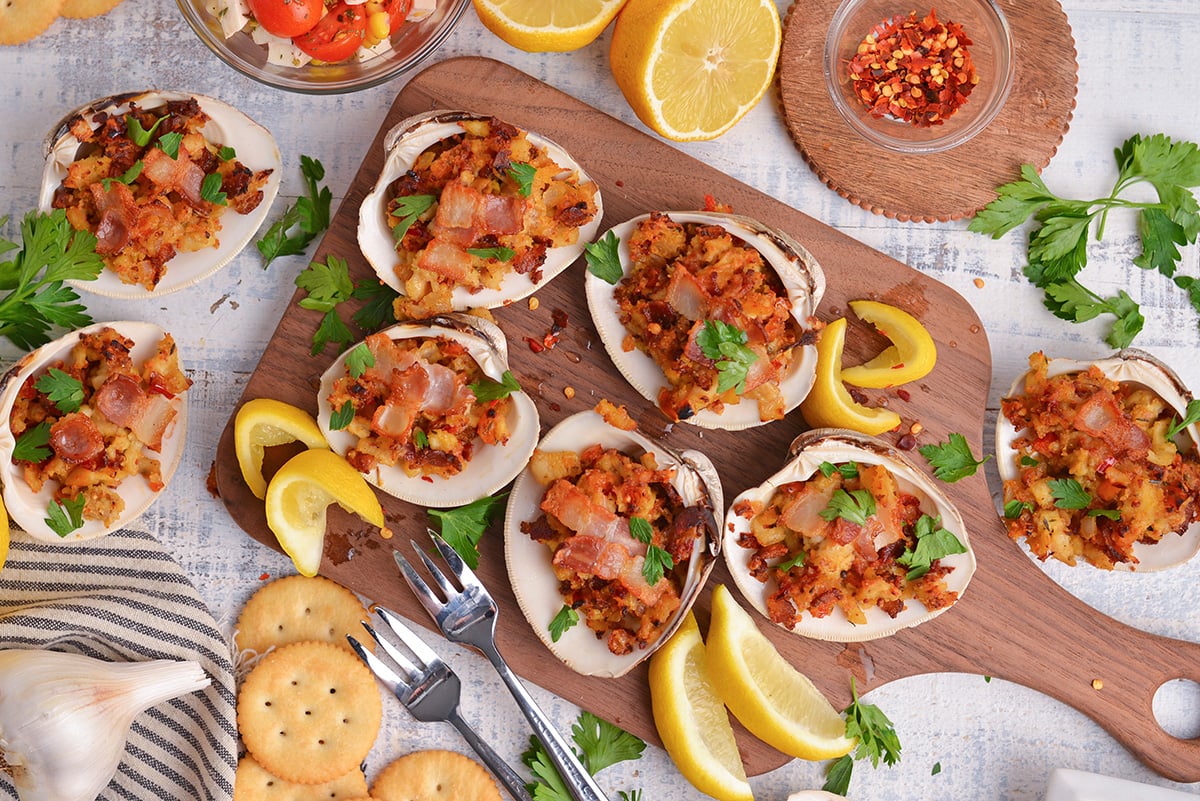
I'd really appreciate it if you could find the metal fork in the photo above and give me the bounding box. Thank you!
[395,531,610,801]
[347,606,533,801]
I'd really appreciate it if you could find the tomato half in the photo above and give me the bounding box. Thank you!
[384,0,413,34]
[246,0,323,38]
[292,3,367,62]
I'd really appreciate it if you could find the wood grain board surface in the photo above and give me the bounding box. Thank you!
[214,57,1200,781]
[778,0,1078,222]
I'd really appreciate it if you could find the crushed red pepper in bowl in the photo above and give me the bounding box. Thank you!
[848,9,979,126]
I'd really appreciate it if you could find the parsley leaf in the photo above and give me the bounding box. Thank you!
[572,711,646,773]
[549,604,578,642]
[311,311,355,357]
[777,551,806,571]
[45,494,86,538]
[584,230,623,284]
[522,739,573,801]
[295,255,356,355]
[257,155,333,268]
[844,677,902,768]
[508,162,538,197]
[1087,508,1122,520]
[819,460,859,479]
[35,368,84,413]
[12,422,52,463]
[200,172,227,206]
[1019,455,1040,467]
[412,428,429,449]
[819,488,876,526]
[157,131,183,159]
[697,319,758,394]
[0,210,103,349]
[390,194,436,243]
[427,493,507,570]
[918,433,991,482]
[823,754,855,795]
[1049,478,1091,510]
[628,516,673,584]
[101,160,144,191]
[350,279,399,330]
[329,400,354,430]
[345,343,374,378]
[467,246,515,261]
[1166,399,1200,440]
[218,145,236,160]
[125,114,165,147]
[1042,281,1144,349]
[470,370,521,401]
[1004,499,1033,519]
[897,514,967,581]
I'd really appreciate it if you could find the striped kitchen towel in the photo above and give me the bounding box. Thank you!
[0,527,237,801]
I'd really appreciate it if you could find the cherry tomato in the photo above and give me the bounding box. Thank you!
[293,3,367,63]
[384,0,413,34]
[246,0,323,38]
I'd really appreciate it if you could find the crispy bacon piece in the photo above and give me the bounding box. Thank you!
[49,413,104,464]
[431,181,526,247]
[94,373,147,428]
[553,535,666,606]
[142,147,206,207]
[1073,389,1151,456]
[540,480,645,557]
[88,182,138,255]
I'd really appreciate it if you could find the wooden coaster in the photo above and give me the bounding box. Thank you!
[777,0,1077,222]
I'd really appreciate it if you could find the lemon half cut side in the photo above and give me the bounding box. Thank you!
[235,397,329,500]
[473,0,629,52]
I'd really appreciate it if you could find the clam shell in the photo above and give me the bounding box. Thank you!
[723,428,976,641]
[583,211,825,430]
[38,90,282,299]
[357,109,603,310]
[0,321,189,542]
[504,409,723,677]
[316,314,539,508]
[996,350,1200,571]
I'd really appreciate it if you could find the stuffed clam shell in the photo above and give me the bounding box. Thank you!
[504,407,723,677]
[584,211,825,430]
[0,321,191,542]
[39,90,281,298]
[316,314,539,508]
[357,110,602,318]
[996,350,1200,571]
[724,428,976,641]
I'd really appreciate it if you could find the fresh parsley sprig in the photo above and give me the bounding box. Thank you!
[918,433,990,482]
[427,493,507,570]
[295,255,356,356]
[508,162,537,197]
[390,194,436,244]
[467,246,515,261]
[12,422,52,463]
[819,488,876,526]
[125,114,165,147]
[697,319,758,394]
[523,711,645,801]
[350,279,399,330]
[258,155,333,268]
[329,400,354,431]
[584,230,623,284]
[970,134,1200,347]
[200,173,227,206]
[549,604,579,642]
[35,368,84,413]
[0,210,103,350]
[897,514,966,580]
[824,678,902,795]
[344,342,374,378]
[1166,399,1200,440]
[819,460,860,480]
[45,495,86,538]
[1048,478,1091,510]
[470,370,521,401]
[629,515,674,585]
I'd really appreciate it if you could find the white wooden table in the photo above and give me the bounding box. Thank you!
[1,1,1198,799]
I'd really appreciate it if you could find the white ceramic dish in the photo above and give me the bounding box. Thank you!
[1043,768,1198,801]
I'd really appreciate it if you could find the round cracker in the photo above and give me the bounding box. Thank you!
[236,575,373,656]
[0,0,64,45]
[238,641,383,786]
[234,754,369,801]
[371,751,502,801]
[60,0,123,19]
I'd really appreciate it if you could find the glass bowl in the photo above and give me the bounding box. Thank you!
[823,0,1014,154]
[176,0,470,94]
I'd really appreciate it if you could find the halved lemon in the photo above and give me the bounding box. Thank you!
[264,449,386,577]
[235,398,329,500]
[473,0,629,52]
[609,0,781,141]
[841,300,937,388]
[649,612,754,801]
[706,585,856,761]
[799,317,903,436]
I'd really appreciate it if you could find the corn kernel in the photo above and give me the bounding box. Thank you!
[368,11,390,40]
[1092,678,1104,690]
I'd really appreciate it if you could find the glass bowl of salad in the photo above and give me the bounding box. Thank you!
[177,0,470,94]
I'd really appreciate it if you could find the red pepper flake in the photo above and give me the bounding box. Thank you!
[847,9,979,127]
[259,572,271,581]
[848,387,869,405]
[897,433,917,450]
[896,388,912,402]
[523,336,545,353]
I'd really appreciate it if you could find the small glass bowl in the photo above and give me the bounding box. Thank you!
[824,0,1014,154]
[176,0,470,94]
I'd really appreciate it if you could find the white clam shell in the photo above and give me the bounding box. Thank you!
[584,211,825,430]
[504,409,723,677]
[316,314,539,508]
[995,350,1200,571]
[357,109,603,310]
[0,321,189,542]
[724,428,976,642]
[38,90,282,299]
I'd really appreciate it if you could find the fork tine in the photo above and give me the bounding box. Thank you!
[346,633,407,696]
[394,550,446,620]
[427,529,487,592]
[412,539,462,598]
[375,605,446,667]
[360,618,424,677]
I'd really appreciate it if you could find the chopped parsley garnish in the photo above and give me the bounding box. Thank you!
[777,551,806,571]
[295,255,356,356]
[824,677,902,795]
[413,428,429,449]
[628,515,674,585]
[344,342,374,378]
[467,246,515,261]
[218,145,236,160]
[1087,508,1122,520]
[157,131,183,159]
[819,488,876,526]
[508,162,537,197]
[1049,478,1091,510]
[390,194,436,243]
[697,319,758,394]
[125,114,166,147]
[45,495,86,538]
[35,368,84,413]
[470,370,521,401]
[918,432,991,482]
[12,422,52,463]
[548,604,579,642]
[897,514,966,581]
[584,230,622,284]
[427,493,507,570]
[1166,399,1200,440]
[329,400,354,430]
[1019,455,1040,467]
[200,172,227,206]
[258,155,333,268]
[1003,499,1034,519]
[101,160,144,191]
[819,460,859,479]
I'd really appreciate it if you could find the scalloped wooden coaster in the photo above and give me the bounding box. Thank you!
[778,0,1078,222]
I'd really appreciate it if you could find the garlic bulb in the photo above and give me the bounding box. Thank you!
[0,649,210,801]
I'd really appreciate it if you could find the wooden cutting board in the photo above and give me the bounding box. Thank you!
[214,57,1200,781]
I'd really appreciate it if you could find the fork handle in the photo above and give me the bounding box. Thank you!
[446,708,535,801]
[481,644,611,801]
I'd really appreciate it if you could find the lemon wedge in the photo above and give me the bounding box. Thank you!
[649,612,754,801]
[235,398,329,500]
[609,0,781,141]
[799,317,903,436]
[706,585,856,761]
[473,0,629,52]
[841,300,937,388]
[264,449,385,577]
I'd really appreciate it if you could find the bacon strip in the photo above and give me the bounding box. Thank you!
[142,147,206,207]
[49,413,104,464]
[88,182,138,255]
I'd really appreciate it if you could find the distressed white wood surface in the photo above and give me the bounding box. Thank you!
[1,1,1198,799]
